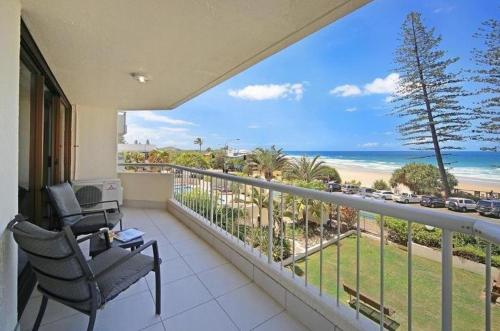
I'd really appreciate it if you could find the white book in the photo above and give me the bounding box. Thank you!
[114,228,144,242]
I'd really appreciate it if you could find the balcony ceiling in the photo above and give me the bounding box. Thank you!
[21,0,368,110]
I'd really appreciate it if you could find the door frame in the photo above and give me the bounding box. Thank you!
[20,20,73,225]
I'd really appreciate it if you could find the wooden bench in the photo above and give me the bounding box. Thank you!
[492,283,500,303]
[343,284,400,330]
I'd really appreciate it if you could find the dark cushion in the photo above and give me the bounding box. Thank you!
[88,247,159,304]
[70,211,122,235]
[46,183,83,225]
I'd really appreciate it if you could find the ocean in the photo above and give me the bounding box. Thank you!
[285,151,500,182]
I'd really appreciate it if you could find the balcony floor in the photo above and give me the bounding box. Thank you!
[20,208,309,331]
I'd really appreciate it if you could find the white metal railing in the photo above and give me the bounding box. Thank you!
[120,163,500,331]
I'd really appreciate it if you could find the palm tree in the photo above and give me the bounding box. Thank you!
[285,155,330,182]
[248,145,288,181]
[193,137,203,152]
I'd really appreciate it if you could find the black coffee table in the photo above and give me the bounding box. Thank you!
[89,234,144,258]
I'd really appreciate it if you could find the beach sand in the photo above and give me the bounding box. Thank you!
[333,164,500,192]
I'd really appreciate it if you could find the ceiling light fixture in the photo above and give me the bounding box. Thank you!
[130,72,150,83]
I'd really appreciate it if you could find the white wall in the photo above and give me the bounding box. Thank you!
[75,105,118,180]
[118,172,173,208]
[0,0,20,329]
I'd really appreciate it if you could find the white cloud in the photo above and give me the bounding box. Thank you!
[345,107,358,112]
[247,124,261,129]
[228,83,304,101]
[364,73,400,95]
[359,142,379,148]
[329,84,362,97]
[133,111,195,126]
[330,73,400,98]
[383,131,394,135]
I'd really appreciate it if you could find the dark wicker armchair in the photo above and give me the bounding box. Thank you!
[8,215,161,331]
[45,182,123,235]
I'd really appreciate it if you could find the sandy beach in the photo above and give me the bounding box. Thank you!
[332,164,500,193]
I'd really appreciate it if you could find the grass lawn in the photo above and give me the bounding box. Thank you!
[292,235,499,331]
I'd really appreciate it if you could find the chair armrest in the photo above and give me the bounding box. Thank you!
[92,240,159,279]
[80,200,120,212]
[76,228,111,250]
[62,210,109,227]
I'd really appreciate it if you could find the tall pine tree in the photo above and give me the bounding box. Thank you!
[392,12,469,197]
[470,19,499,151]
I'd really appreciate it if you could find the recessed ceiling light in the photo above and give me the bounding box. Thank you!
[130,72,150,83]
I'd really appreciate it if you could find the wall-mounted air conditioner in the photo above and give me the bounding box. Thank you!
[72,178,123,210]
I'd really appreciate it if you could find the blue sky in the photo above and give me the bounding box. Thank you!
[124,0,498,151]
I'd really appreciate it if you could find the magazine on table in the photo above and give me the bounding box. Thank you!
[114,228,144,242]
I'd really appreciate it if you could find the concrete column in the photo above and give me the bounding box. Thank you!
[0,0,21,329]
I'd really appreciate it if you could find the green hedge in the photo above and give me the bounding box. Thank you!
[453,245,500,268]
[381,216,500,266]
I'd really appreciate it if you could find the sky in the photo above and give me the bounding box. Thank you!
[123,0,498,151]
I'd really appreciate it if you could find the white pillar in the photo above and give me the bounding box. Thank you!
[0,0,21,329]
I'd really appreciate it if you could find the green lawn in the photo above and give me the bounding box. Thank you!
[293,235,499,331]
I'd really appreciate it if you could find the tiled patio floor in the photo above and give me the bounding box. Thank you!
[20,208,309,331]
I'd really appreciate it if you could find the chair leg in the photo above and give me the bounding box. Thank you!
[155,267,161,315]
[87,309,97,331]
[119,218,123,231]
[33,295,48,331]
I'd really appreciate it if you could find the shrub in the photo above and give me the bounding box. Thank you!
[382,217,442,248]
[453,245,500,268]
[372,179,390,190]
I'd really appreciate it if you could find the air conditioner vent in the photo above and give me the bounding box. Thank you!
[75,185,102,207]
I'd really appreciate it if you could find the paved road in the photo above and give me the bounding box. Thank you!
[346,193,500,225]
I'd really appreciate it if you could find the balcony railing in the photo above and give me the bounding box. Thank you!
[119,163,500,331]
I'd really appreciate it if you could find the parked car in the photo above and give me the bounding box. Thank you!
[359,187,377,198]
[373,190,393,200]
[327,181,342,192]
[342,184,359,194]
[446,197,476,212]
[420,196,445,208]
[476,199,500,218]
[393,193,421,204]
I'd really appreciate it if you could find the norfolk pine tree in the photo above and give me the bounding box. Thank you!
[470,19,499,151]
[392,12,469,197]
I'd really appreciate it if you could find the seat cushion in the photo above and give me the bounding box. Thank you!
[88,247,158,304]
[70,211,122,235]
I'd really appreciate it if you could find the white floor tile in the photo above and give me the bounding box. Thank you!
[142,321,166,331]
[39,291,160,331]
[164,228,199,243]
[253,311,309,331]
[171,238,211,256]
[217,283,284,330]
[198,264,251,297]
[159,275,212,319]
[142,242,180,261]
[163,300,237,331]
[182,249,228,273]
[20,294,79,330]
[145,256,193,287]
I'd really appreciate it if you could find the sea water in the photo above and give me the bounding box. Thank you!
[285,151,500,183]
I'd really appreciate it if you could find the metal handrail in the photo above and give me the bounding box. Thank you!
[118,162,500,244]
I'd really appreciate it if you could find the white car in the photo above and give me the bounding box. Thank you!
[446,197,476,212]
[342,184,359,194]
[373,190,394,200]
[393,193,420,204]
[359,187,377,197]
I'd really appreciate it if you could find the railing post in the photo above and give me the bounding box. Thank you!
[210,177,214,225]
[485,243,492,331]
[442,229,453,331]
[268,189,274,263]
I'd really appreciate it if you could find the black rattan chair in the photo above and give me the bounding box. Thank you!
[8,215,161,331]
[45,182,123,235]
